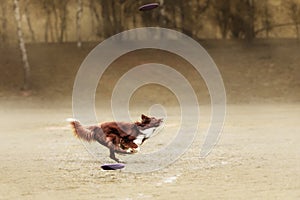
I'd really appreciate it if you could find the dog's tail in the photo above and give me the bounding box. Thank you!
[66,118,95,142]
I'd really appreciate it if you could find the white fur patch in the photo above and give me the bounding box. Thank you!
[126,146,140,153]
[139,127,156,138]
[133,135,145,145]
[66,118,79,122]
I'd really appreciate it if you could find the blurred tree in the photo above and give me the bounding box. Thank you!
[230,0,256,41]
[111,0,124,33]
[287,0,300,40]
[13,0,31,91]
[211,0,231,38]
[42,0,55,42]
[0,2,8,44]
[57,0,70,42]
[4,0,297,43]
[123,0,139,28]
[24,0,36,42]
[52,1,60,41]
[41,0,70,43]
[139,0,209,39]
[100,0,114,38]
[163,0,179,29]
[76,0,83,47]
[261,0,272,38]
[166,0,209,38]
[212,0,257,41]
[93,0,129,39]
[89,0,102,38]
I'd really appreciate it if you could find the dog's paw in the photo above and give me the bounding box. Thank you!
[126,147,140,153]
[118,159,126,164]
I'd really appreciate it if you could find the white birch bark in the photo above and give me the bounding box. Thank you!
[13,0,30,90]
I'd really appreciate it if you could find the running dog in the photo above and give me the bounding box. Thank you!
[67,115,163,162]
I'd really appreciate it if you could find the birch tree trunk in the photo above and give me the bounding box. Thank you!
[13,0,31,91]
[76,0,83,48]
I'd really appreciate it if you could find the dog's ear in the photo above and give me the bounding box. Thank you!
[141,114,149,120]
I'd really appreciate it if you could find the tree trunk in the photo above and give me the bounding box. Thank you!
[51,2,59,42]
[89,0,95,36]
[263,2,270,38]
[44,9,50,43]
[111,0,118,33]
[296,24,300,41]
[90,0,102,38]
[159,0,166,26]
[13,0,31,91]
[24,0,36,42]
[287,1,300,41]
[59,1,69,43]
[111,0,123,34]
[43,1,53,43]
[101,0,114,38]
[0,3,7,44]
[245,0,256,41]
[179,0,185,33]
[76,0,83,48]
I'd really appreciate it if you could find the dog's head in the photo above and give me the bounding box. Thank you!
[118,115,163,153]
[140,114,163,129]
[134,114,164,145]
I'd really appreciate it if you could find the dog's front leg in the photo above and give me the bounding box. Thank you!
[109,147,117,162]
[109,147,125,163]
[106,140,125,163]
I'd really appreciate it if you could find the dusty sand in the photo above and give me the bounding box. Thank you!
[0,102,299,200]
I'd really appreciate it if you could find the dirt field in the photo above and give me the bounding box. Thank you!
[0,40,299,199]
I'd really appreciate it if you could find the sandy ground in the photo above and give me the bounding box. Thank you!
[0,40,299,199]
[0,102,299,200]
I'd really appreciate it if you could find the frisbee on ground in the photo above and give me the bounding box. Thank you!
[101,163,125,170]
[139,2,160,11]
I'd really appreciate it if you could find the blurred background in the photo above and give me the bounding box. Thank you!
[1,0,300,42]
[0,0,299,104]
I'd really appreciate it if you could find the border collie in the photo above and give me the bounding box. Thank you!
[67,115,163,162]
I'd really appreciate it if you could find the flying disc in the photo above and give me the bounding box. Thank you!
[139,3,160,11]
[101,163,125,170]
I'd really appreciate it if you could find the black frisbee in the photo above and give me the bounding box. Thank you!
[101,163,125,170]
[139,3,160,11]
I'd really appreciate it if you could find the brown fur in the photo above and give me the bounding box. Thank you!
[68,114,162,162]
